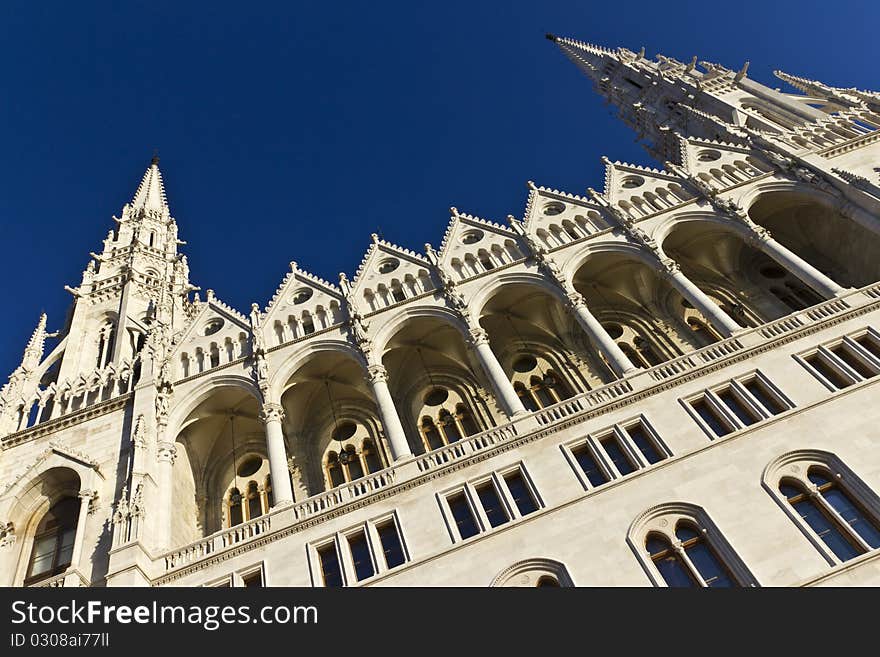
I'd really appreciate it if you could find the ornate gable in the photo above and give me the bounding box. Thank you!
[349,234,435,312]
[433,207,521,281]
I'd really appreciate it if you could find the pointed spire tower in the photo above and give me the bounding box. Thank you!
[547,34,835,162]
[54,156,194,383]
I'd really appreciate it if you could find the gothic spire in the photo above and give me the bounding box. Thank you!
[21,313,48,372]
[130,155,170,216]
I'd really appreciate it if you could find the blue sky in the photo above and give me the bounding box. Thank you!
[0,1,876,376]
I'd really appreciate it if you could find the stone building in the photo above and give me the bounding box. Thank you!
[2,34,880,587]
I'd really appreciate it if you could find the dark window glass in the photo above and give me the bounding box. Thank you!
[676,525,735,588]
[476,482,509,528]
[572,445,609,487]
[830,344,877,379]
[377,522,406,569]
[855,334,880,360]
[744,379,785,415]
[626,423,664,464]
[783,485,863,562]
[348,531,375,582]
[805,354,852,389]
[228,489,243,527]
[363,442,382,474]
[599,435,636,476]
[345,449,364,480]
[504,471,538,516]
[515,383,539,413]
[318,544,343,587]
[691,398,731,437]
[536,576,560,587]
[242,571,263,587]
[717,388,756,426]
[421,418,444,451]
[821,488,880,549]
[648,535,697,588]
[448,492,480,539]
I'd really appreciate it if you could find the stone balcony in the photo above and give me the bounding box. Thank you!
[133,281,880,586]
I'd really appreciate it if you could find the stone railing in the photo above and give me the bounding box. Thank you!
[153,282,880,578]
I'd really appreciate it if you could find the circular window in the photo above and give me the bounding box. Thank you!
[697,150,722,162]
[604,323,623,340]
[378,258,400,274]
[513,355,538,373]
[203,318,224,336]
[237,456,262,478]
[332,421,357,443]
[543,202,565,216]
[461,230,484,245]
[760,265,786,279]
[424,388,449,406]
[621,176,645,189]
[291,288,313,305]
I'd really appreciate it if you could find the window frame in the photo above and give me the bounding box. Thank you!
[682,370,792,440]
[308,511,409,587]
[562,415,670,491]
[795,328,880,392]
[438,463,543,543]
[763,451,880,567]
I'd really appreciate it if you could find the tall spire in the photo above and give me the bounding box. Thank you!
[130,156,169,216]
[21,313,48,372]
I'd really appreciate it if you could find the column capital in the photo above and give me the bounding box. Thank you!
[78,489,99,514]
[260,402,285,424]
[467,326,491,347]
[366,363,388,383]
[658,256,681,278]
[156,440,177,465]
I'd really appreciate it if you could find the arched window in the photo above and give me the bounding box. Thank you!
[455,404,479,436]
[228,488,244,527]
[362,439,383,474]
[344,445,364,480]
[420,416,444,451]
[687,317,719,344]
[630,505,755,587]
[515,382,539,413]
[246,481,262,521]
[326,452,345,488]
[25,498,80,585]
[765,451,880,565]
[437,409,462,443]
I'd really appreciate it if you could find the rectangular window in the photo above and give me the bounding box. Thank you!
[855,332,880,360]
[830,343,879,379]
[717,388,758,427]
[743,378,785,415]
[599,434,636,475]
[571,444,609,487]
[241,570,263,587]
[376,521,406,570]
[503,470,538,516]
[691,397,732,437]
[804,352,854,389]
[317,543,343,588]
[625,422,665,465]
[347,531,375,582]
[475,482,510,528]
[447,492,480,539]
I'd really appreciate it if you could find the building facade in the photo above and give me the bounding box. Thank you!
[2,35,880,587]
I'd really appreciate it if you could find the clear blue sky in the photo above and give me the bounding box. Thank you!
[0,0,876,377]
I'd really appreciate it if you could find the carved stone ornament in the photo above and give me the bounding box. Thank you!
[0,521,15,547]
[260,402,285,424]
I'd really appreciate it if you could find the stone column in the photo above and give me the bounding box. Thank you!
[260,403,294,506]
[366,364,412,461]
[468,328,528,417]
[661,261,741,337]
[155,440,176,549]
[753,233,845,298]
[70,489,96,572]
[566,292,639,376]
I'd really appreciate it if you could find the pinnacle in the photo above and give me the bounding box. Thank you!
[130,157,170,215]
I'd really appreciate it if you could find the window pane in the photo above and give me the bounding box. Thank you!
[791,498,863,562]
[744,379,785,415]
[805,354,852,389]
[448,492,480,539]
[504,471,538,516]
[855,334,880,359]
[347,531,375,582]
[626,423,664,464]
[830,344,877,379]
[599,435,636,476]
[821,488,880,550]
[684,541,736,588]
[28,535,58,577]
[476,482,510,528]
[242,571,263,587]
[572,445,609,487]
[717,388,756,427]
[318,544,344,587]
[691,398,731,437]
[377,522,406,569]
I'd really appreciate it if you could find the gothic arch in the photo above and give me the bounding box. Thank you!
[167,375,263,440]
[269,339,367,402]
[371,305,472,358]
[468,270,568,318]
[490,557,575,587]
